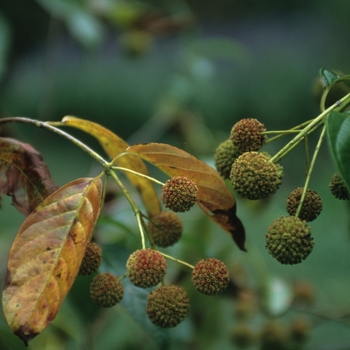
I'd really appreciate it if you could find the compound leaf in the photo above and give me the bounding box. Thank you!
[125,143,246,251]
[0,138,58,215]
[2,177,103,345]
[60,116,161,217]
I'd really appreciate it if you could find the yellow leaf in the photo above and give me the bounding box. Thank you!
[125,143,246,251]
[61,116,161,217]
[2,177,103,345]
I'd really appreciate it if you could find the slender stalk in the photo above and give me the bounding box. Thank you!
[0,117,107,166]
[159,252,194,269]
[295,123,327,218]
[108,170,146,248]
[270,93,350,164]
[112,166,165,186]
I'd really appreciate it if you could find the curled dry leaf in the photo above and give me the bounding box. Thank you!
[125,143,246,251]
[2,177,103,345]
[60,116,161,217]
[0,137,58,215]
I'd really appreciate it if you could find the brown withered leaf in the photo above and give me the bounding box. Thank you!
[60,116,161,217]
[125,143,246,251]
[2,177,103,345]
[0,137,58,215]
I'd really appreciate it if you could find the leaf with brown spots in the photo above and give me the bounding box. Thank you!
[124,143,246,251]
[2,177,103,345]
[0,137,58,215]
[60,116,161,217]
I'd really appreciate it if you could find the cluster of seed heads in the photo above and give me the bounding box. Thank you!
[79,241,230,328]
[215,117,350,265]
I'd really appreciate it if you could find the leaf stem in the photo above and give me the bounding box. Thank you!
[0,117,107,167]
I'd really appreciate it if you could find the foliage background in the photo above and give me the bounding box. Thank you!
[1,0,350,349]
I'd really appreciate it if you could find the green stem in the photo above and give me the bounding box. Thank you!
[0,117,107,166]
[108,170,146,248]
[112,166,165,186]
[295,123,327,218]
[270,93,350,164]
[159,252,194,269]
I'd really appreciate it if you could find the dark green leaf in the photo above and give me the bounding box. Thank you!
[326,111,350,189]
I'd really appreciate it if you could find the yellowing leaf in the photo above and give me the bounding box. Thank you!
[60,116,161,217]
[2,177,103,345]
[0,137,58,215]
[125,143,246,251]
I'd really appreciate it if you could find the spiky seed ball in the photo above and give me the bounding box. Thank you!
[230,118,268,153]
[90,272,124,307]
[231,323,256,348]
[191,258,229,295]
[161,176,198,212]
[126,249,167,288]
[230,152,283,200]
[265,216,314,265]
[79,242,102,276]
[214,139,242,179]
[329,173,350,200]
[147,211,183,248]
[146,285,190,328]
[286,187,323,222]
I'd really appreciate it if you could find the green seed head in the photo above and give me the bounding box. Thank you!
[329,173,350,200]
[126,249,167,288]
[191,258,230,295]
[79,242,102,276]
[286,187,323,222]
[161,176,198,212]
[214,139,241,179]
[147,211,183,248]
[266,216,314,265]
[230,118,267,153]
[90,272,124,308]
[146,285,190,328]
[230,152,283,200]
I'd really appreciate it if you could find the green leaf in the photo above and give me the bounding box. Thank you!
[327,111,350,190]
[319,68,341,87]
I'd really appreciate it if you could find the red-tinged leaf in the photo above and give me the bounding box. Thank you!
[125,143,246,251]
[60,116,161,217]
[0,138,58,215]
[2,177,103,345]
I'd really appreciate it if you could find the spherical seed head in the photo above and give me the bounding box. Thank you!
[230,118,268,153]
[161,176,198,212]
[79,242,102,276]
[90,272,124,307]
[230,152,283,200]
[146,285,190,328]
[214,139,242,179]
[266,216,314,265]
[329,173,350,200]
[147,211,183,248]
[286,187,323,222]
[293,281,316,305]
[191,258,229,295]
[231,323,256,348]
[126,249,167,288]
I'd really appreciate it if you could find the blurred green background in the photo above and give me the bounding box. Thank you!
[1,0,350,349]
